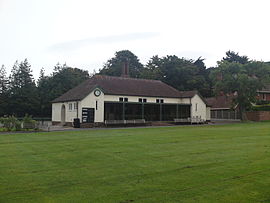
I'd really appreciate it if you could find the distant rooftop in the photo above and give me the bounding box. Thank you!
[206,95,236,109]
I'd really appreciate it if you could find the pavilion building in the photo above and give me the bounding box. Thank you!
[52,73,210,126]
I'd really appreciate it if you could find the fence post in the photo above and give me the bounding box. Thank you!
[221,110,224,119]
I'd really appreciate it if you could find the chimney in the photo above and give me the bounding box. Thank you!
[121,59,129,77]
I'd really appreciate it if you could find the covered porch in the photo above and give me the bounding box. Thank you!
[104,102,191,122]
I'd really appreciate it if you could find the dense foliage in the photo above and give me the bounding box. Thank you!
[0,115,21,131]
[251,104,270,111]
[0,61,89,117]
[8,59,39,116]
[0,65,9,116]
[140,55,212,97]
[0,114,37,131]
[99,50,144,78]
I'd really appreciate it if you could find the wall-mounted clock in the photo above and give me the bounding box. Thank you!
[94,89,101,97]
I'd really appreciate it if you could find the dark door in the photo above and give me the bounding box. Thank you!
[82,108,95,123]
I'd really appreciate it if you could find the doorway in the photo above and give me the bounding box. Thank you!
[61,104,66,125]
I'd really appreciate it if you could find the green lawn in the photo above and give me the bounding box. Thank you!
[1,123,270,203]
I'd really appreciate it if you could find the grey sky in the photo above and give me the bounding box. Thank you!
[48,32,160,52]
[1,0,270,79]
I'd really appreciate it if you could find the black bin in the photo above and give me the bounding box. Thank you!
[73,118,80,128]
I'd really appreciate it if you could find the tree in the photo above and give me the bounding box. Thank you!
[49,63,89,100]
[99,50,144,78]
[37,68,50,117]
[0,65,9,116]
[141,55,211,96]
[0,65,8,95]
[211,60,270,120]
[193,57,213,97]
[8,59,39,117]
[36,64,90,117]
[223,50,250,64]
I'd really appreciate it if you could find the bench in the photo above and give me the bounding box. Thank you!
[190,117,205,124]
[174,117,205,124]
[22,122,36,129]
[174,118,190,123]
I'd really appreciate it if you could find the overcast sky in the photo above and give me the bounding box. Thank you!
[1,0,270,78]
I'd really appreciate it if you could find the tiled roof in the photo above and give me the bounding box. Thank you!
[179,90,198,98]
[205,95,235,109]
[257,84,270,93]
[52,75,198,103]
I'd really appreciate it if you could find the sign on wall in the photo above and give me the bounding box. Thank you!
[82,108,95,123]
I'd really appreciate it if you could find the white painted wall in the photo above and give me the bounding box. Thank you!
[81,89,104,122]
[206,107,211,121]
[52,103,62,122]
[179,98,191,104]
[104,95,190,104]
[66,102,79,122]
[52,89,104,123]
[191,94,207,121]
[52,101,79,123]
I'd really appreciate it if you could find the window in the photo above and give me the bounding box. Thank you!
[96,101,98,110]
[74,102,78,110]
[156,99,163,103]
[139,98,147,103]
[195,103,198,111]
[69,103,72,111]
[263,93,267,101]
[119,97,128,102]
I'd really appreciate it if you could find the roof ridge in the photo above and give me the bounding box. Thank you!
[95,74,162,83]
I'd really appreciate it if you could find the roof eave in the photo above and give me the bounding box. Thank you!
[51,99,82,103]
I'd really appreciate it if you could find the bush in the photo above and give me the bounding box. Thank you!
[0,127,8,132]
[0,116,21,131]
[22,114,36,130]
[0,115,38,132]
[256,100,270,105]
[251,105,270,111]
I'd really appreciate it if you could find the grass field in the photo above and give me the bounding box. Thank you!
[1,123,270,203]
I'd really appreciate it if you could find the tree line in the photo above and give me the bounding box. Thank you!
[0,60,89,117]
[1,50,270,119]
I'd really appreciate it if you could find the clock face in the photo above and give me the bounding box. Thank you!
[94,89,101,97]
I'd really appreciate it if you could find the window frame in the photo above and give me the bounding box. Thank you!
[74,102,78,110]
[69,103,73,111]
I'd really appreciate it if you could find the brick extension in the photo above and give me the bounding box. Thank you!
[245,111,270,121]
